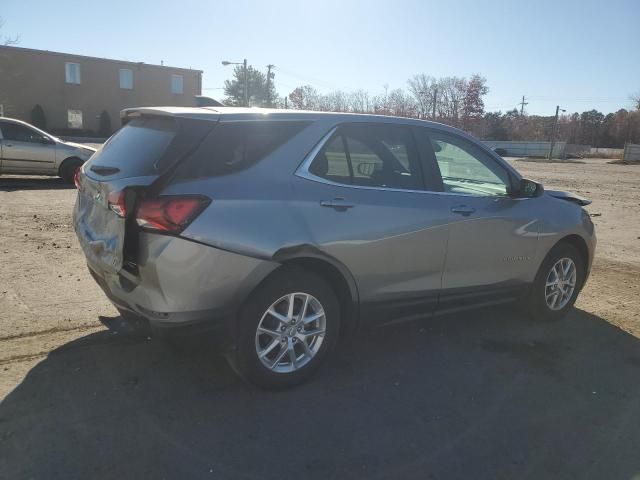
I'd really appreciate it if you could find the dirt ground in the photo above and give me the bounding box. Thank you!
[1,158,640,479]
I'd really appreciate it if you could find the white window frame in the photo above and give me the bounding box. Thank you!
[171,74,184,94]
[119,68,133,90]
[65,62,81,84]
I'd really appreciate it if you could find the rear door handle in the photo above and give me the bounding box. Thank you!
[451,205,475,216]
[320,198,355,211]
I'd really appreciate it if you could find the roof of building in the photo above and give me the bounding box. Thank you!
[0,45,202,73]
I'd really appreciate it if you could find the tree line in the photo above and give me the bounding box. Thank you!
[224,67,640,148]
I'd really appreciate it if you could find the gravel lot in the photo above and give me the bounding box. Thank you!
[1,158,639,479]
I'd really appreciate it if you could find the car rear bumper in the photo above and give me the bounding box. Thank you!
[85,232,279,330]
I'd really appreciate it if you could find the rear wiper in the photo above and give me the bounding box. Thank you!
[90,165,120,176]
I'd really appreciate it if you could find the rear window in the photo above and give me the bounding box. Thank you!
[87,117,177,178]
[174,121,309,179]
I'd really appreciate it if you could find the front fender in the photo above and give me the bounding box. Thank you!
[535,195,596,273]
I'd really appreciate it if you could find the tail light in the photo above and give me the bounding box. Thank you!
[135,195,210,233]
[73,168,83,190]
[108,191,127,217]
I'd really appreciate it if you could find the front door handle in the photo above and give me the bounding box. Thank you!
[320,198,355,211]
[451,205,475,216]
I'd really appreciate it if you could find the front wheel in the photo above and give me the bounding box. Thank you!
[523,243,585,321]
[229,267,340,389]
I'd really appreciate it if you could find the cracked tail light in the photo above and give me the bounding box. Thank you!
[135,195,210,233]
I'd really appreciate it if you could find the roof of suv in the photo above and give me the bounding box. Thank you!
[121,106,444,128]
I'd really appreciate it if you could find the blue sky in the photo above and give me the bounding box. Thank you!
[2,0,638,115]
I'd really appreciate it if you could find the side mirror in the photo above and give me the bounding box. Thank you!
[39,138,54,144]
[513,178,543,198]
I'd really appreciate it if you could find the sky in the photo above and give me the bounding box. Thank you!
[1,0,639,115]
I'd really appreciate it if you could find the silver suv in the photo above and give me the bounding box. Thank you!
[0,117,95,182]
[73,107,596,388]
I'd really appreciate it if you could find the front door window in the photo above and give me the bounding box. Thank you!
[429,132,510,196]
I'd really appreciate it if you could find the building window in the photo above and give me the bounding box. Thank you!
[119,68,133,89]
[67,109,83,129]
[65,62,81,84]
[171,74,184,94]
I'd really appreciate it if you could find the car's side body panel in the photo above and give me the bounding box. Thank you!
[74,107,596,332]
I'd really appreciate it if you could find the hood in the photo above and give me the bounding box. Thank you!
[62,141,97,152]
[546,189,592,206]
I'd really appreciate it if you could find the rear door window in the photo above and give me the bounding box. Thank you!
[175,121,310,179]
[308,135,352,184]
[308,124,424,190]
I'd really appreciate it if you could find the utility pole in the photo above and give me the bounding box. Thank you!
[265,64,275,108]
[243,59,248,107]
[519,95,528,115]
[284,96,288,109]
[548,105,565,161]
[432,87,438,120]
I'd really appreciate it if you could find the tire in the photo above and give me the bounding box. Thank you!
[522,242,585,321]
[229,267,340,389]
[59,158,83,184]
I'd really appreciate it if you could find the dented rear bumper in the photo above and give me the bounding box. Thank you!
[85,232,278,329]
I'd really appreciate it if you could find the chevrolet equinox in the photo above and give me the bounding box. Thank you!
[73,107,596,388]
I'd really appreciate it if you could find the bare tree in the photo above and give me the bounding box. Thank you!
[437,77,467,127]
[348,89,369,113]
[325,90,349,112]
[387,89,418,118]
[407,74,436,119]
[288,85,320,110]
[631,91,640,111]
[0,18,19,46]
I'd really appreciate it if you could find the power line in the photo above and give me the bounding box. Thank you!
[274,66,352,91]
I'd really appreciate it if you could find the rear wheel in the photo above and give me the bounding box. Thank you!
[523,243,585,321]
[229,267,340,389]
[59,158,83,184]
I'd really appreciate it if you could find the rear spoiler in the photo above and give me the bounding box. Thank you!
[121,107,220,125]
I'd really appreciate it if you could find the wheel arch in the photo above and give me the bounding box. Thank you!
[555,234,589,269]
[57,156,84,177]
[271,246,360,338]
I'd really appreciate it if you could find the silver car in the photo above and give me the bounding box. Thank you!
[73,107,596,388]
[0,117,95,182]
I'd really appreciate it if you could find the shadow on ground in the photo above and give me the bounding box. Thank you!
[0,176,72,191]
[2,308,640,479]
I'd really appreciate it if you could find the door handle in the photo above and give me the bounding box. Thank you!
[320,198,355,211]
[451,205,475,216]
[4,143,13,147]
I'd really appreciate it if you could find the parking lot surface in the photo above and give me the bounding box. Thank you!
[1,158,639,479]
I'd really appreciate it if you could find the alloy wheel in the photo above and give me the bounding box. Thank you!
[255,293,326,373]
[544,257,577,311]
